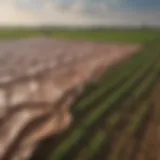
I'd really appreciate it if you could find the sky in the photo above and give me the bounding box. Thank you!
[0,0,160,27]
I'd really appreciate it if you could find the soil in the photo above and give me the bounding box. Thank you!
[135,82,160,160]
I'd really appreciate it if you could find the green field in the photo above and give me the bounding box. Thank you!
[0,28,160,43]
[1,28,159,159]
[28,35,160,160]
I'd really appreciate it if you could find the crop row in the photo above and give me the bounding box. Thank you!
[49,42,160,160]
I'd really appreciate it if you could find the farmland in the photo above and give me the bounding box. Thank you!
[21,30,160,160]
[0,28,160,43]
[0,28,160,160]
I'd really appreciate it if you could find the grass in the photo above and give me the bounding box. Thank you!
[0,28,160,43]
[50,30,160,43]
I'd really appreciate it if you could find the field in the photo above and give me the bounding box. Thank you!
[28,39,160,160]
[1,28,160,160]
[0,28,160,43]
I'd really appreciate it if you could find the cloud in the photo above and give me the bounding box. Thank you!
[0,0,93,26]
[0,0,159,27]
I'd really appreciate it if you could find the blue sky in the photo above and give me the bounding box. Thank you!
[0,0,160,26]
[123,0,160,10]
[18,0,160,11]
